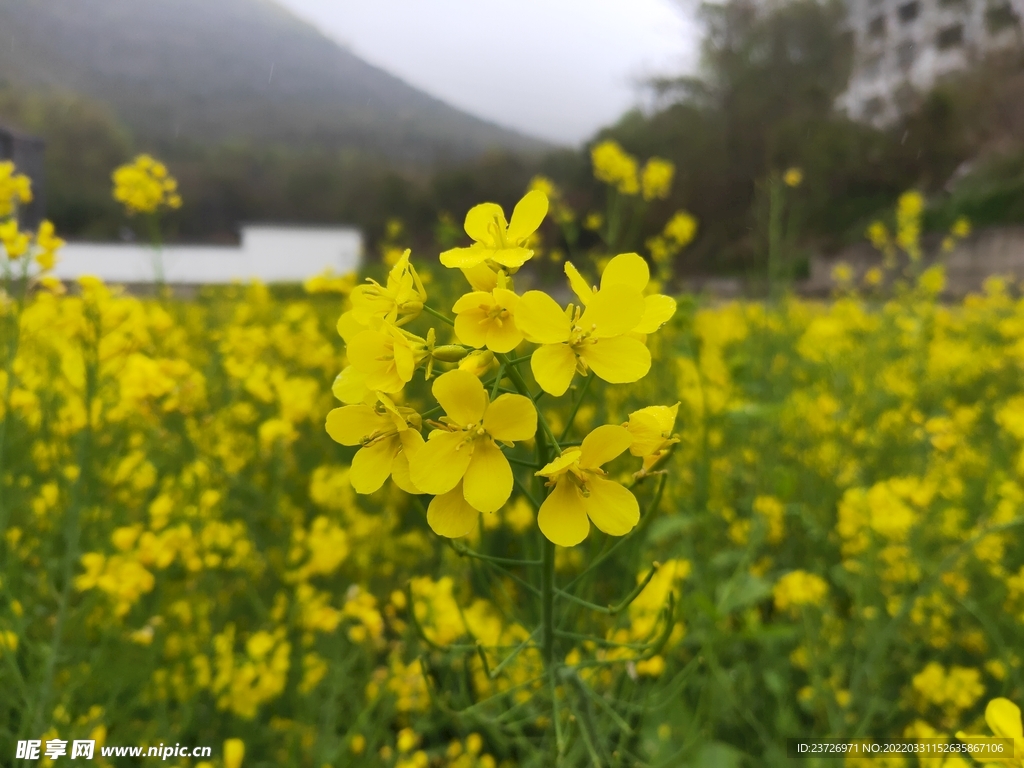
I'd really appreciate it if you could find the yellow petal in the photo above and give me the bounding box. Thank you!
[350,437,400,494]
[626,404,679,456]
[515,291,571,344]
[463,439,512,512]
[537,478,590,547]
[489,246,534,269]
[484,394,537,442]
[580,284,645,338]
[600,252,650,292]
[536,449,582,478]
[392,430,424,494]
[506,190,549,243]
[453,291,494,314]
[986,698,1023,739]
[427,482,480,538]
[635,294,677,334]
[485,317,523,354]
[579,424,632,469]
[392,334,417,383]
[464,202,507,245]
[336,311,367,343]
[531,343,577,396]
[440,245,487,269]
[461,262,500,291]
[409,430,473,495]
[564,261,594,306]
[432,369,489,426]
[331,367,375,405]
[583,476,639,536]
[454,308,490,349]
[583,336,651,384]
[325,405,387,446]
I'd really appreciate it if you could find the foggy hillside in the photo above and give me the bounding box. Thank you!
[0,0,547,163]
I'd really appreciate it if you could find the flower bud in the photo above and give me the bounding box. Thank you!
[431,345,471,363]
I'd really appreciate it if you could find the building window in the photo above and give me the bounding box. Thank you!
[937,23,965,47]
[869,15,887,37]
[986,2,1019,32]
[898,1,920,22]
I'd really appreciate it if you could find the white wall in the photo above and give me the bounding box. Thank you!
[52,225,363,284]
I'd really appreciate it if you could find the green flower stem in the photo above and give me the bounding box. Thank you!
[489,362,505,399]
[422,304,455,327]
[565,474,666,591]
[555,562,659,616]
[559,373,594,443]
[447,539,540,566]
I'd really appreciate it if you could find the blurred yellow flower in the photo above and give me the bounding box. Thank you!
[641,157,675,201]
[112,154,182,215]
[985,698,1023,766]
[223,738,245,768]
[783,167,803,188]
[0,160,32,218]
[773,570,828,613]
[535,425,639,547]
[591,140,639,195]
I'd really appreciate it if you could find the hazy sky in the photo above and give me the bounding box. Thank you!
[274,0,700,146]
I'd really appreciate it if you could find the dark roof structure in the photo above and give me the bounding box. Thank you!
[0,125,45,228]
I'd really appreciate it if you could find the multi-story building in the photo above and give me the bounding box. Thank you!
[840,0,1024,123]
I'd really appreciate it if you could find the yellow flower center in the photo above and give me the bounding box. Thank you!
[486,216,509,248]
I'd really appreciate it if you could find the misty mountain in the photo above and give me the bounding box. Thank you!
[0,0,547,164]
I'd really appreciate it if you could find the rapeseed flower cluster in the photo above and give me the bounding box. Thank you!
[0,159,1020,767]
[112,154,183,215]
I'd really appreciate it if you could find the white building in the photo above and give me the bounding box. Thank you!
[53,224,362,285]
[840,0,1023,123]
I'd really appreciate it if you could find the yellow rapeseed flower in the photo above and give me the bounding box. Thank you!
[985,698,1024,767]
[625,403,680,475]
[773,570,828,613]
[535,425,639,547]
[325,394,423,494]
[591,140,639,195]
[410,370,537,533]
[112,154,182,215]
[344,322,430,394]
[641,158,675,201]
[0,160,32,218]
[452,273,523,354]
[565,252,677,335]
[223,738,245,768]
[515,283,649,396]
[350,249,426,326]
[0,220,30,259]
[439,190,548,270]
[33,221,64,272]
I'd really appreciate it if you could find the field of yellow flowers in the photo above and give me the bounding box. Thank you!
[0,148,1023,768]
